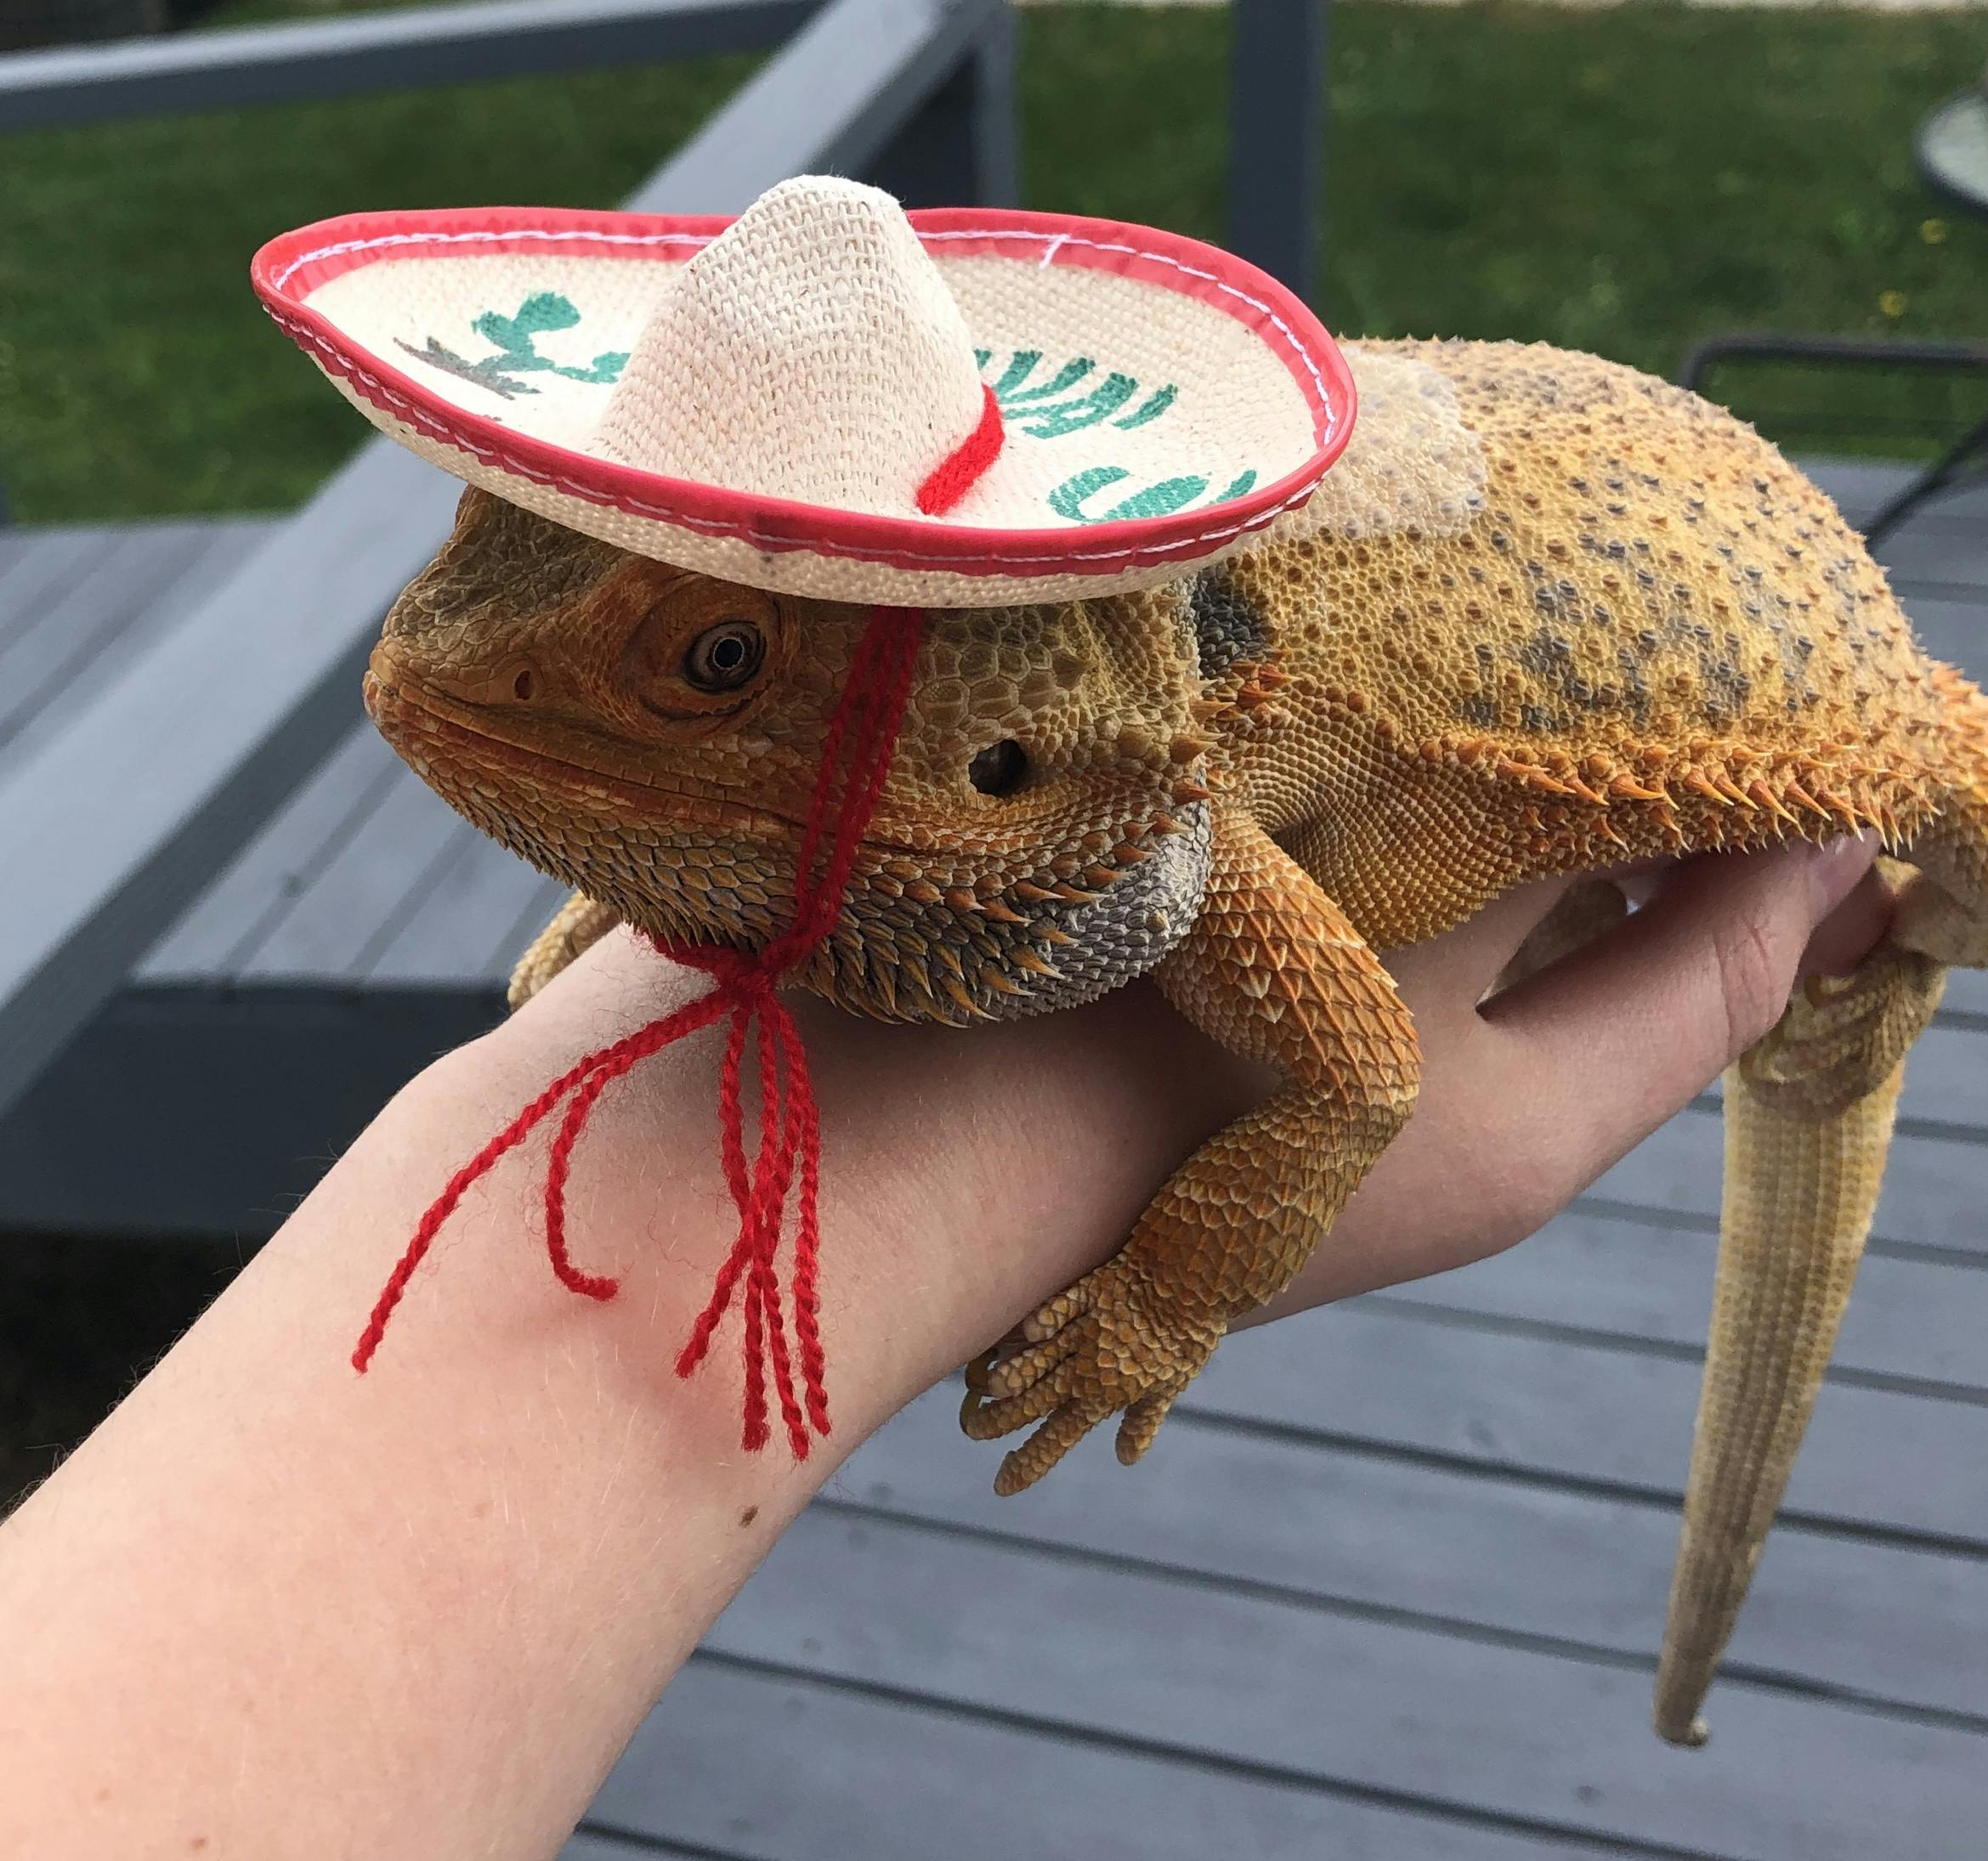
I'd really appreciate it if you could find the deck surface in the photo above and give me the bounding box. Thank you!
[8,461,1988,1856]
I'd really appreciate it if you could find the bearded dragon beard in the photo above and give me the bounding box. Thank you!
[367,665,1212,1025]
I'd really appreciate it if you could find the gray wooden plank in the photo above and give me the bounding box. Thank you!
[0,0,807,131]
[360,823,561,984]
[0,526,211,729]
[1884,538,1988,603]
[705,1498,1985,1858]
[0,438,461,1121]
[1800,457,1988,536]
[482,873,575,981]
[0,529,105,649]
[1886,591,1988,676]
[1589,1110,1985,1262]
[233,770,472,981]
[1386,1202,1988,1394]
[0,529,44,585]
[1900,1020,1988,1135]
[0,521,275,782]
[137,721,405,981]
[563,1830,747,1861]
[844,1380,1987,1723]
[1191,1302,1988,1546]
[1691,1020,1984,1139]
[588,1653,1639,1861]
[1940,967,1988,1017]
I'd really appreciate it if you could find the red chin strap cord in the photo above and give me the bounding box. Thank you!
[350,387,1002,1460]
[351,600,926,1460]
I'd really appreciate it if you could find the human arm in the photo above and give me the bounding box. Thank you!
[0,837,1880,1860]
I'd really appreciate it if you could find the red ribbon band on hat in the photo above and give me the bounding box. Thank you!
[915,383,1004,518]
[350,380,1001,1458]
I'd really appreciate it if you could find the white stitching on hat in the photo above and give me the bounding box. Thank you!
[920,228,1330,412]
[267,305,1334,568]
[269,227,716,292]
[269,223,1330,416]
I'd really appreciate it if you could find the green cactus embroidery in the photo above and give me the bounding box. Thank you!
[977,350,1181,440]
[398,293,629,401]
[1048,466,1260,524]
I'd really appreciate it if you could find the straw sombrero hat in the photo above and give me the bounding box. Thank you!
[253,175,1356,608]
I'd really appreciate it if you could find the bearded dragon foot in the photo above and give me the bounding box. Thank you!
[960,1252,1218,1494]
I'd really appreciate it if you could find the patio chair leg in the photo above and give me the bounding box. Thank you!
[1861,409,1988,546]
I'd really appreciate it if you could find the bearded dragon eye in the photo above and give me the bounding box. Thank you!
[682,619,766,693]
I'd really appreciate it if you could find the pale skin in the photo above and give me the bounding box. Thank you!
[0,835,1881,1860]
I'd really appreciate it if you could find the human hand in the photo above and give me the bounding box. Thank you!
[1250,834,1888,1321]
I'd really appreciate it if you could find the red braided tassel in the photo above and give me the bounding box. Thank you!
[352,602,928,1465]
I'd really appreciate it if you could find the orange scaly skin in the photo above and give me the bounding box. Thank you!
[363,340,1988,1744]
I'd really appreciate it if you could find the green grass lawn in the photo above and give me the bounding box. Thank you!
[1,1,1985,522]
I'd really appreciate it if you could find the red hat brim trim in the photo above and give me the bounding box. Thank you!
[253,205,1356,588]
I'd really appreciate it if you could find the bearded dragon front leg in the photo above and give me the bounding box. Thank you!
[508,891,621,1010]
[962,805,1422,1494]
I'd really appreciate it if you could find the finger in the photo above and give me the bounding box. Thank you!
[1381,868,1587,1016]
[1479,834,1880,1179]
[1802,861,1895,979]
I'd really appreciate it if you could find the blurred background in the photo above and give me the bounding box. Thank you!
[3,2,1986,1854]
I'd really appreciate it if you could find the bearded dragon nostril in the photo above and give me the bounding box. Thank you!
[968,738,1029,797]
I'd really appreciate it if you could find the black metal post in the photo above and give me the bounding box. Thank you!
[868,0,1017,209]
[1226,0,1328,303]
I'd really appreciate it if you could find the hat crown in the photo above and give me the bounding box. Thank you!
[592,175,987,519]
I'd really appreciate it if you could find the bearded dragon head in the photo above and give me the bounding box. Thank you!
[365,488,1216,1022]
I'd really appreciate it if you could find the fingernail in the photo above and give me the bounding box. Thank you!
[1807,832,1880,919]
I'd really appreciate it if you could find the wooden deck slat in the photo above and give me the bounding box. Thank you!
[1805,458,1988,534]
[137,723,405,980]
[361,826,563,985]
[581,1654,1644,1861]
[841,1379,1987,1722]
[0,521,278,784]
[1939,967,1988,1016]
[564,1827,750,1861]
[1685,1019,1988,1140]
[480,873,572,980]
[0,527,50,587]
[1391,1202,1988,1391]
[0,529,106,653]
[1878,591,1988,673]
[695,1496,1982,1859]
[0,526,215,746]
[1591,1110,1984,1260]
[1189,1303,1988,1546]
[231,771,470,981]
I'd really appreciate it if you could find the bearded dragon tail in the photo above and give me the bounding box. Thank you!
[1653,935,1943,1745]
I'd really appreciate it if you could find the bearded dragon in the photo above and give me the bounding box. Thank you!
[360,337,1988,1745]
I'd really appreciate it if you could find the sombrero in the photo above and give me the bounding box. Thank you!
[252,174,1356,608]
